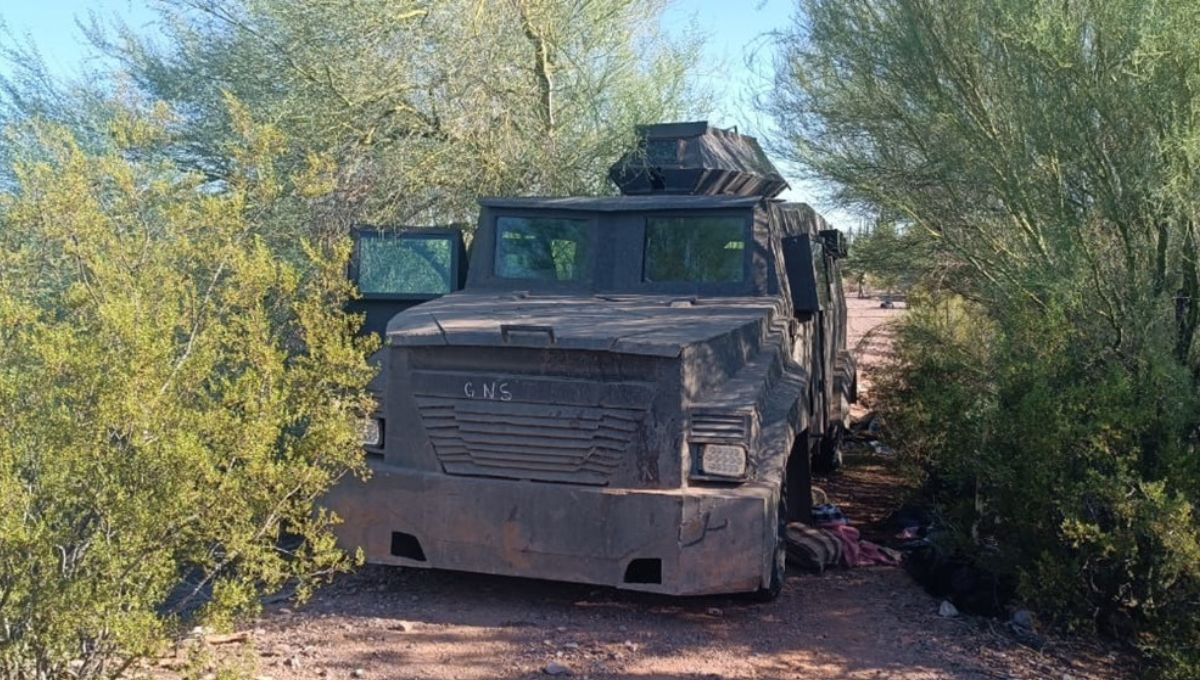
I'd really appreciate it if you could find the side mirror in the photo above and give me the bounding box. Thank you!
[819,229,848,259]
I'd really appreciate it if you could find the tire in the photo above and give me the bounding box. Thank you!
[813,424,844,474]
[752,433,815,601]
[751,477,789,602]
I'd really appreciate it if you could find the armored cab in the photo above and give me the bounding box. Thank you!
[325,122,855,599]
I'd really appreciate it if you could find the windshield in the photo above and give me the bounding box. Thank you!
[356,233,454,296]
[494,216,591,282]
[643,216,746,283]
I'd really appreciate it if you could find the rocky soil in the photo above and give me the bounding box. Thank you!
[160,296,1136,680]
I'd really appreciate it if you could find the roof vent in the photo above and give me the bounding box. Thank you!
[608,121,789,198]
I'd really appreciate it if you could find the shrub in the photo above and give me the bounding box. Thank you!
[877,294,1200,676]
[0,108,375,679]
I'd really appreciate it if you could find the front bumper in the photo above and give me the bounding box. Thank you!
[323,462,777,596]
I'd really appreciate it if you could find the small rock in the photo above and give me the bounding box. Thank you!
[938,600,959,618]
[286,657,302,670]
[563,642,580,651]
[255,676,275,680]
[623,640,639,651]
[543,661,573,676]
[556,626,568,633]
[351,669,365,679]
[390,621,414,633]
[706,607,723,617]
[1011,609,1036,631]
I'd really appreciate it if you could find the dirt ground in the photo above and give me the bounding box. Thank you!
[173,296,1135,680]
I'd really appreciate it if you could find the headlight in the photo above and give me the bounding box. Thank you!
[359,417,383,448]
[699,444,748,478]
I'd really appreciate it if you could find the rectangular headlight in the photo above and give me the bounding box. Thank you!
[700,444,747,478]
[359,417,383,448]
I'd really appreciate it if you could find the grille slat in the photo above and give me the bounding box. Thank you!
[415,393,648,484]
[689,412,750,442]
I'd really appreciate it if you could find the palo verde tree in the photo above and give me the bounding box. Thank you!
[2,0,702,228]
[0,103,375,680]
[768,1,1200,675]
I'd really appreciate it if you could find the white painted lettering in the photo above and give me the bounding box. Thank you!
[499,382,512,401]
[463,381,475,398]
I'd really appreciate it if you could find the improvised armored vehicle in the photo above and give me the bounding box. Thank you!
[327,122,856,598]
[348,227,469,451]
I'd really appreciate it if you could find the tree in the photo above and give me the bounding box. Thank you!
[768,1,1200,674]
[0,105,375,680]
[31,0,702,227]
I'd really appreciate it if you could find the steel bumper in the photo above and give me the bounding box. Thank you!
[323,463,777,596]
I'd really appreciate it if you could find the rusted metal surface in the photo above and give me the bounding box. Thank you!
[326,123,853,597]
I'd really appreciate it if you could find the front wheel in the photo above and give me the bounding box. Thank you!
[751,480,789,602]
[751,432,815,601]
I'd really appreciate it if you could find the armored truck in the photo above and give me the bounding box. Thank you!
[326,122,856,598]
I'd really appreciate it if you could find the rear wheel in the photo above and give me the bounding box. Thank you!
[813,424,844,474]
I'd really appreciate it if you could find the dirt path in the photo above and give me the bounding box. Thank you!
[177,297,1132,680]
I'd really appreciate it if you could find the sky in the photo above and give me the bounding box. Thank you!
[0,0,856,227]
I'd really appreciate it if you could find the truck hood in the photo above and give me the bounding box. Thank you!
[385,292,785,358]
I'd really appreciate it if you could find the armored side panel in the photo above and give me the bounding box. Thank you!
[609,121,789,198]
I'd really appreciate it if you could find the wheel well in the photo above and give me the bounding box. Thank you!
[784,429,813,524]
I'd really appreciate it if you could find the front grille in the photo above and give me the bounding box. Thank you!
[416,397,648,485]
[688,412,749,442]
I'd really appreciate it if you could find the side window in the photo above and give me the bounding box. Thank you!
[643,216,746,283]
[495,216,591,282]
[355,233,454,296]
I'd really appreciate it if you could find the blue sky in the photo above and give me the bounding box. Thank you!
[0,0,855,225]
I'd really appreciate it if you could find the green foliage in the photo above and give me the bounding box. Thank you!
[877,297,1200,676]
[3,0,703,227]
[843,221,934,293]
[0,109,374,679]
[770,0,1200,674]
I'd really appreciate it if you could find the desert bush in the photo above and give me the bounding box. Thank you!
[876,293,1200,676]
[770,0,1200,673]
[0,106,375,679]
